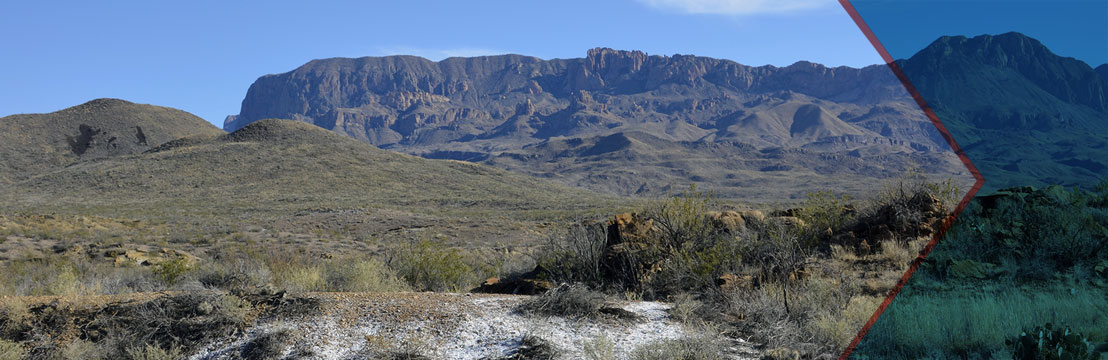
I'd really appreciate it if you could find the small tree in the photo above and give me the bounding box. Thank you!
[745,220,810,314]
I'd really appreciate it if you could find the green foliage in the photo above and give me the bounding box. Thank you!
[392,239,476,292]
[925,177,962,210]
[796,190,855,243]
[325,258,410,293]
[645,185,746,296]
[927,185,1108,283]
[152,258,193,287]
[646,185,719,252]
[1007,323,1099,360]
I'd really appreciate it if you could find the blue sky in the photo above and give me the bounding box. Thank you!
[849,0,1108,66]
[1,0,880,126]
[3,1,1103,127]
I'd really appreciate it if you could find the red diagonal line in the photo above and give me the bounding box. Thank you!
[836,1,986,359]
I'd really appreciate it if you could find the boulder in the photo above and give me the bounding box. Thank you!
[770,216,806,228]
[715,273,755,291]
[607,212,653,245]
[707,210,746,232]
[740,210,766,224]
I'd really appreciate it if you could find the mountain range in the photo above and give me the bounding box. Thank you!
[225,48,970,199]
[896,32,1108,192]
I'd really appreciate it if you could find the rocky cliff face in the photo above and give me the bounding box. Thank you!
[226,49,967,198]
[228,48,939,149]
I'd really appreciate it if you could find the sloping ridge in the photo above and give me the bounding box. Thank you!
[0,98,224,184]
[723,100,869,146]
[789,104,865,138]
[4,119,598,212]
[1097,64,1108,87]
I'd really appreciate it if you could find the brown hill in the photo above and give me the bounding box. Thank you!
[0,98,225,183]
[1,119,613,225]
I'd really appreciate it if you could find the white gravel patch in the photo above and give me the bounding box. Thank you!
[188,293,753,360]
[440,297,685,359]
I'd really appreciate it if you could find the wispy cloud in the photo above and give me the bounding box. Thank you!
[637,0,831,15]
[372,46,509,61]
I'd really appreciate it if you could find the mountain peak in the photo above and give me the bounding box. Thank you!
[908,32,1107,112]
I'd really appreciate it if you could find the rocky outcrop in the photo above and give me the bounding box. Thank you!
[223,48,968,198]
[226,49,940,152]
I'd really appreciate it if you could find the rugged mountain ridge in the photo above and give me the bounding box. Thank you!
[897,32,1108,191]
[226,49,964,198]
[226,49,941,150]
[0,99,224,184]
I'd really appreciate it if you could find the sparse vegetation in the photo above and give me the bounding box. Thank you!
[517,284,608,319]
[854,183,1108,359]
[504,335,559,360]
[628,335,726,360]
[581,334,615,360]
[125,344,185,360]
[390,238,484,292]
[0,340,22,360]
[533,176,958,357]
[241,329,294,360]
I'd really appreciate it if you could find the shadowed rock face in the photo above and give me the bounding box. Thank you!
[228,48,939,149]
[227,49,970,198]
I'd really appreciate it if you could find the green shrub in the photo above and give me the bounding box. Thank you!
[391,239,476,292]
[152,258,193,287]
[645,186,744,297]
[646,185,718,252]
[1007,323,1099,360]
[325,258,410,292]
[280,264,326,292]
[796,190,855,244]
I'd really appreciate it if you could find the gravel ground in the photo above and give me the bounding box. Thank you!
[188,292,759,360]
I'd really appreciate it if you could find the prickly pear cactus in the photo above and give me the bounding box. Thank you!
[1006,323,1098,360]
